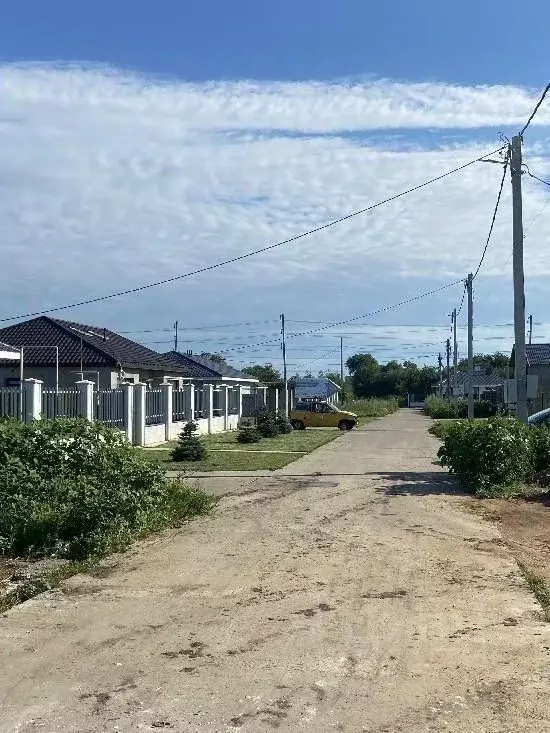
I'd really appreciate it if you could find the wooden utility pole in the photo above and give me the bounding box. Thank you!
[438,353,443,397]
[340,336,344,404]
[173,320,179,352]
[467,273,474,419]
[445,338,451,398]
[280,314,288,414]
[528,314,533,345]
[511,135,528,423]
[452,308,458,401]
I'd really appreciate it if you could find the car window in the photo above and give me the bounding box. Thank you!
[294,403,309,412]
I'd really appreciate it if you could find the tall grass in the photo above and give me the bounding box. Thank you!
[346,397,399,418]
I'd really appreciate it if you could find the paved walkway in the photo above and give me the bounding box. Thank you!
[1,410,550,732]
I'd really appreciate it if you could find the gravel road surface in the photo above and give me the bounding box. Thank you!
[2,410,550,732]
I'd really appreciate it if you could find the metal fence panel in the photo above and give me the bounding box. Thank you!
[228,388,239,415]
[42,390,79,420]
[194,388,205,419]
[145,389,164,425]
[95,389,125,428]
[213,388,222,416]
[0,387,21,419]
[172,389,186,422]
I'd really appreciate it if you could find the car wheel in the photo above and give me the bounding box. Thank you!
[292,420,306,430]
[338,420,352,431]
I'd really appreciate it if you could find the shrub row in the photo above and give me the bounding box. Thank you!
[237,410,293,444]
[438,417,550,497]
[424,395,497,419]
[0,418,213,559]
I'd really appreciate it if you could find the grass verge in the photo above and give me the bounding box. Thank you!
[147,428,341,472]
[0,484,215,614]
[517,561,550,622]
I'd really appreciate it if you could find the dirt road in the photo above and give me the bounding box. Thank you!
[2,410,550,732]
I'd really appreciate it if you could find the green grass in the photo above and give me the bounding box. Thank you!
[145,428,341,472]
[146,450,297,472]
[518,562,550,622]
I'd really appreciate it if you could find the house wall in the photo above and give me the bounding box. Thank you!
[527,365,550,412]
[0,365,117,389]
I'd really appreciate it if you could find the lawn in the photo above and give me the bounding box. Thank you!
[144,428,341,472]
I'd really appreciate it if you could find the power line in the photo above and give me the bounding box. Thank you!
[524,166,550,187]
[117,318,279,334]
[472,155,509,279]
[520,82,550,135]
[215,280,463,354]
[0,146,505,324]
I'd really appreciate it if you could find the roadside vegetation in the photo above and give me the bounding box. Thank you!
[346,397,399,420]
[435,417,550,498]
[0,418,213,561]
[146,422,340,472]
[424,395,498,419]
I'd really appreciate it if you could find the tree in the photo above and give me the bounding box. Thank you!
[242,364,282,384]
[457,352,510,377]
[201,352,226,363]
[345,352,438,399]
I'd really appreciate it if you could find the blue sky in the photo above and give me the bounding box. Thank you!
[1,1,549,374]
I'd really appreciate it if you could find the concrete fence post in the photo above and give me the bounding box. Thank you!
[121,382,134,442]
[23,378,42,422]
[220,384,229,430]
[204,384,214,434]
[236,385,243,421]
[161,382,173,442]
[133,383,146,446]
[75,380,94,421]
[268,387,279,413]
[259,386,268,410]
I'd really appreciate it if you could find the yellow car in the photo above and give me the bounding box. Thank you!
[289,401,358,431]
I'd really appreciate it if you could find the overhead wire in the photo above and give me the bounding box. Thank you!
[0,146,505,324]
[520,82,550,135]
[472,154,509,279]
[215,280,464,354]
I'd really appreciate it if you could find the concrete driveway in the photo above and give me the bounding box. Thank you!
[1,410,550,732]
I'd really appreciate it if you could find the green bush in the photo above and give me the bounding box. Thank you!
[256,409,279,438]
[237,426,262,444]
[171,421,207,462]
[437,418,531,496]
[275,412,293,434]
[530,425,550,485]
[0,418,212,559]
[424,396,497,419]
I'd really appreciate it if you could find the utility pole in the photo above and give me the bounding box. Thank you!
[528,314,533,345]
[445,338,451,398]
[280,314,288,415]
[173,320,179,352]
[467,273,474,419]
[511,135,528,423]
[340,336,344,404]
[438,353,443,397]
[452,308,458,401]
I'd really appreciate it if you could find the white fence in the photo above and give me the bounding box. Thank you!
[0,379,288,447]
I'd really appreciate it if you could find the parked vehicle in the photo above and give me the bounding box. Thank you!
[289,401,358,430]
[528,407,550,426]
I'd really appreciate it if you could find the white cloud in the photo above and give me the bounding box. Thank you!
[0,63,549,370]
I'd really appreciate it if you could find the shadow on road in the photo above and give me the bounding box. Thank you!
[368,471,465,497]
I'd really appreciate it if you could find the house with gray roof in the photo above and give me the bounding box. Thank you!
[435,370,504,401]
[0,317,257,390]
